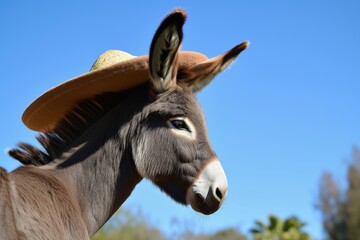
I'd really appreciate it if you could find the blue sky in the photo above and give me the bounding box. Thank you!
[1,1,359,239]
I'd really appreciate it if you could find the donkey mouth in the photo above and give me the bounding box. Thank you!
[186,160,228,215]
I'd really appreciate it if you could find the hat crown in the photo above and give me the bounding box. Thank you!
[90,50,135,71]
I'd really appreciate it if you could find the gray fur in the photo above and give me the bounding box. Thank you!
[1,9,247,239]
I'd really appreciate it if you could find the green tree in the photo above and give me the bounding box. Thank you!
[317,172,346,240]
[179,228,247,240]
[93,207,248,240]
[345,148,360,239]
[317,146,360,240]
[92,208,166,240]
[250,215,312,240]
[210,228,248,240]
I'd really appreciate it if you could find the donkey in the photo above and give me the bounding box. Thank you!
[0,9,248,239]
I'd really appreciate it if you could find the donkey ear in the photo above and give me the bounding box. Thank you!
[149,9,186,93]
[179,41,249,92]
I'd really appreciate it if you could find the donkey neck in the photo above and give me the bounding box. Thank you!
[46,88,148,235]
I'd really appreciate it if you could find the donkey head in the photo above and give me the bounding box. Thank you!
[132,10,248,215]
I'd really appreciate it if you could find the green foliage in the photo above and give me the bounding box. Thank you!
[250,215,312,240]
[92,207,248,240]
[91,205,315,240]
[92,208,166,240]
[345,149,360,239]
[317,146,360,240]
[179,228,247,240]
[90,207,317,240]
[210,228,248,240]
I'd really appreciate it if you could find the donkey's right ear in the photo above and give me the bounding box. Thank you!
[149,9,186,93]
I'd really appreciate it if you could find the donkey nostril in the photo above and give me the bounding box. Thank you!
[215,187,223,200]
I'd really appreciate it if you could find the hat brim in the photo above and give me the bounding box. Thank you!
[23,51,208,132]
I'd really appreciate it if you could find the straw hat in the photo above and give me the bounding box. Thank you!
[22,50,208,132]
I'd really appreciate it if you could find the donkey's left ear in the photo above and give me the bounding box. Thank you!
[149,9,186,93]
[179,41,249,92]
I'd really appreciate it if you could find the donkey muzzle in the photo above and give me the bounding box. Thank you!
[186,159,228,215]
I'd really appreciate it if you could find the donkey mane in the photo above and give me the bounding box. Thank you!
[9,86,143,166]
[9,63,199,167]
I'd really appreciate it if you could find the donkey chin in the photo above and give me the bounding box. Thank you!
[186,160,228,215]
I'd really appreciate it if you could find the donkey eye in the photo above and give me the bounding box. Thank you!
[170,119,191,132]
[167,117,196,139]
